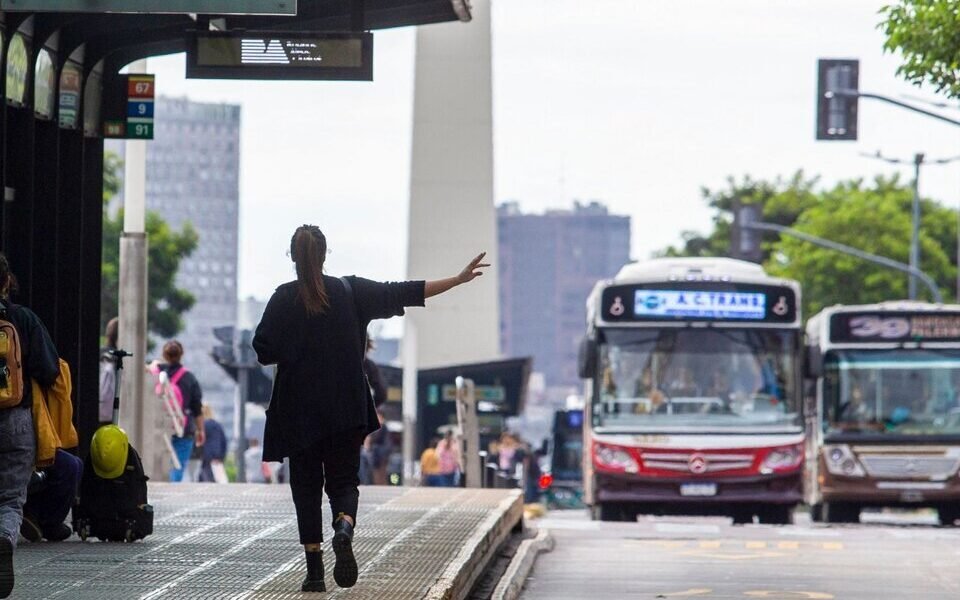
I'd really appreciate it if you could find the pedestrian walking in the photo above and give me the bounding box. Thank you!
[435,430,461,487]
[0,254,60,599]
[150,341,205,482]
[252,224,488,592]
[199,405,228,483]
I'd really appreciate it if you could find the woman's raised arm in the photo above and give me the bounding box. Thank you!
[424,252,490,299]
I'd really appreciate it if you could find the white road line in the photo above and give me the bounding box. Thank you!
[140,519,295,600]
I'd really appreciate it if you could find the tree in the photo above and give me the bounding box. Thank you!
[880,0,960,99]
[101,152,200,340]
[658,173,958,319]
[657,172,820,262]
[765,175,957,317]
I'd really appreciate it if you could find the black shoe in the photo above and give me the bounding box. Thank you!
[0,536,14,599]
[43,523,73,543]
[300,549,326,593]
[19,515,41,543]
[332,517,358,588]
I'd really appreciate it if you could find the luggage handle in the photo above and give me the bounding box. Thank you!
[109,349,133,425]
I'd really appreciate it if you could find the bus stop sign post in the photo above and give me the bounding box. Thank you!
[455,377,482,488]
[104,74,155,140]
[0,1,296,15]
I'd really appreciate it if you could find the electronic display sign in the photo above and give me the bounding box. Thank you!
[830,312,960,344]
[187,32,373,81]
[0,1,295,15]
[601,282,798,324]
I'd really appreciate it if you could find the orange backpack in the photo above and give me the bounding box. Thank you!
[0,304,24,408]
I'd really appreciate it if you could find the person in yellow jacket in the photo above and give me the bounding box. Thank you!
[22,360,82,543]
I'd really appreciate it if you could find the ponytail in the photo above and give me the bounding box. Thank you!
[291,225,330,315]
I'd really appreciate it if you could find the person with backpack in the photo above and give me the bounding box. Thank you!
[252,224,488,593]
[0,253,60,599]
[150,341,205,482]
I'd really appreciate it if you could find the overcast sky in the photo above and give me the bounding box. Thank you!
[143,0,959,314]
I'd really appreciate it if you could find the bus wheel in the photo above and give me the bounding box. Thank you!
[938,505,960,526]
[592,503,623,522]
[758,505,794,525]
[823,502,859,524]
[810,504,824,522]
[731,508,754,525]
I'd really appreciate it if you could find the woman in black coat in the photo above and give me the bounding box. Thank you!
[252,224,488,592]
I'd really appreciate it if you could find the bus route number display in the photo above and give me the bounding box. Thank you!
[103,74,154,140]
[601,284,797,324]
[187,32,373,81]
[830,312,960,343]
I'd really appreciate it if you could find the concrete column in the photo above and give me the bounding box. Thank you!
[404,0,500,475]
[406,0,500,369]
[118,59,154,468]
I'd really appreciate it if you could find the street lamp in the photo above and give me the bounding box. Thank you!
[861,151,960,300]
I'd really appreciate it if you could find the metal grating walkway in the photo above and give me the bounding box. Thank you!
[12,484,523,600]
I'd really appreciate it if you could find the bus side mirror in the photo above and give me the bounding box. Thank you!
[577,337,597,379]
[804,345,822,378]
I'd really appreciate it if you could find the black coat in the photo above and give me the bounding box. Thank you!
[253,275,424,462]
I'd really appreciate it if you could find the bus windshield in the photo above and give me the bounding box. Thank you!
[594,328,800,431]
[824,350,960,436]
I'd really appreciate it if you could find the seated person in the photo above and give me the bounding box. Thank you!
[20,449,83,542]
[667,366,700,397]
[633,367,665,414]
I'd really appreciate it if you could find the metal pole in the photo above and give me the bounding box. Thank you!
[401,322,419,485]
[830,90,960,128]
[909,154,923,299]
[235,365,248,483]
[746,221,943,303]
[455,377,481,487]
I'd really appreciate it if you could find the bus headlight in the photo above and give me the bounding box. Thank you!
[593,442,639,473]
[761,444,803,473]
[823,444,865,477]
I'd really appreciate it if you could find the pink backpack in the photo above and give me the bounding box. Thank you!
[152,365,189,427]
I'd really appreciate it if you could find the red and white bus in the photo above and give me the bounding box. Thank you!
[578,258,804,523]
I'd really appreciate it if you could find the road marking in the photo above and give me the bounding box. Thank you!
[777,541,800,550]
[680,549,786,561]
[822,542,844,550]
[655,523,721,534]
[745,541,767,549]
[745,592,834,599]
[656,589,713,597]
[699,540,722,549]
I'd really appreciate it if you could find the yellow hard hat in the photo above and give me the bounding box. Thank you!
[90,425,129,479]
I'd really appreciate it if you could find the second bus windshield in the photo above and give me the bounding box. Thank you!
[596,328,800,430]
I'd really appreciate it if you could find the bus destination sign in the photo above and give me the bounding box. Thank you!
[187,32,373,80]
[601,283,797,324]
[830,312,960,343]
[0,1,296,15]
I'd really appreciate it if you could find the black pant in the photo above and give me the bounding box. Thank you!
[289,429,364,545]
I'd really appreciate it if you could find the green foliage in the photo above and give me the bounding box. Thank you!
[766,176,957,317]
[659,173,958,320]
[657,171,820,262]
[880,0,960,99]
[101,152,200,340]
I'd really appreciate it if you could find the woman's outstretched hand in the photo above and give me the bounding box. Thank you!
[457,252,491,284]
[425,252,492,299]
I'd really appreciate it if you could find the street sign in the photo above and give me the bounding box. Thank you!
[187,31,373,81]
[105,74,155,139]
[0,1,295,15]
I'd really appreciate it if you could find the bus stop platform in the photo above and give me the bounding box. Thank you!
[12,484,524,600]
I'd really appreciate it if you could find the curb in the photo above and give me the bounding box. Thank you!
[490,528,554,600]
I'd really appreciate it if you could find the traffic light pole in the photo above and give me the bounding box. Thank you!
[744,221,943,303]
[828,90,960,128]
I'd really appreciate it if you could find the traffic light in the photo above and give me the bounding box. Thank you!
[816,59,859,140]
[211,325,236,366]
[730,201,763,263]
[209,325,273,406]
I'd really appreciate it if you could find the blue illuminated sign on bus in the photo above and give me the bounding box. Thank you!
[634,290,767,320]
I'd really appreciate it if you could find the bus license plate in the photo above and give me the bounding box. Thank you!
[680,483,717,497]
